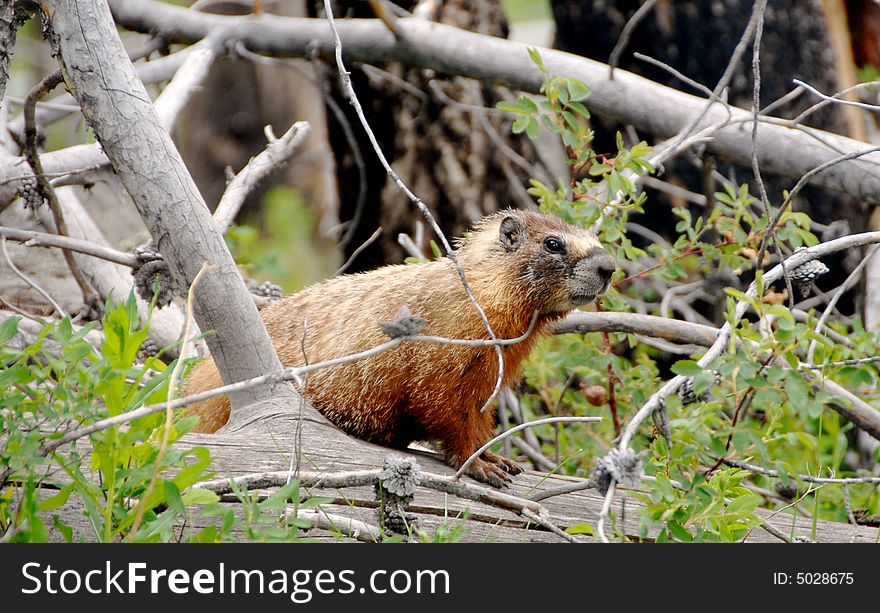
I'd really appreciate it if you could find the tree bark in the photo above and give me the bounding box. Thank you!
[0,2,26,106]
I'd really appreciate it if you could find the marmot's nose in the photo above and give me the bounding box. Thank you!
[584,247,616,284]
[595,253,616,283]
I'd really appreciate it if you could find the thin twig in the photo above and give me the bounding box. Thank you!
[453,416,602,481]
[721,458,880,484]
[759,84,805,117]
[333,226,382,276]
[748,0,794,307]
[596,481,616,543]
[212,121,311,234]
[609,0,659,79]
[842,483,859,543]
[662,0,766,163]
[1,237,67,318]
[520,508,581,543]
[632,54,716,98]
[232,42,368,250]
[510,437,556,472]
[791,78,880,125]
[321,0,505,415]
[0,225,140,267]
[23,70,98,310]
[366,0,402,36]
[806,245,879,363]
[802,355,880,370]
[759,146,880,264]
[295,508,382,542]
[127,262,210,540]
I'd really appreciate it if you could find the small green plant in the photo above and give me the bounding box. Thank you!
[0,292,337,542]
[0,293,218,541]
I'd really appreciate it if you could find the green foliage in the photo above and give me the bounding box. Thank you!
[0,294,322,542]
[499,50,880,540]
[417,514,471,543]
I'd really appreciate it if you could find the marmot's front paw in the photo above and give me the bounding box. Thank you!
[466,457,513,488]
[463,452,523,488]
[483,450,523,476]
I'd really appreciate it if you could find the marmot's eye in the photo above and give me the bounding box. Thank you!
[544,237,565,254]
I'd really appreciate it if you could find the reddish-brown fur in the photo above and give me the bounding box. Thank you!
[185,210,613,487]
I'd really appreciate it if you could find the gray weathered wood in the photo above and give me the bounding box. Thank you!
[42,0,300,414]
[37,407,878,543]
[108,0,880,203]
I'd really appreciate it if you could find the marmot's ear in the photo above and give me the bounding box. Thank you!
[499,215,526,252]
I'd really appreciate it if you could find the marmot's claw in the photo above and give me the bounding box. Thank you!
[483,450,523,476]
[464,453,524,488]
[466,457,513,489]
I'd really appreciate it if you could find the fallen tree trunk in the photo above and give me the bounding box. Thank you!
[39,404,879,543]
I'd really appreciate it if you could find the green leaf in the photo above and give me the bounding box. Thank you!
[785,370,811,409]
[0,315,21,346]
[568,100,591,119]
[518,96,538,113]
[164,479,185,515]
[566,522,594,535]
[172,447,213,490]
[562,110,580,133]
[300,496,334,508]
[527,47,546,73]
[540,114,560,133]
[497,101,528,115]
[512,115,530,134]
[667,519,692,542]
[38,484,74,511]
[774,462,791,488]
[566,79,590,102]
[52,516,74,543]
[190,525,219,543]
[182,488,220,506]
[525,116,540,140]
[726,494,761,515]
[671,360,703,377]
[260,480,300,510]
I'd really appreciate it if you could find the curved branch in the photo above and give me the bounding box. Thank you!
[108,0,880,202]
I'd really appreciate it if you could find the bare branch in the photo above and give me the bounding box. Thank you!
[213,121,310,234]
[44,0,299,415]
[153,41,217,131]
[22,69,99,311]
[806,245,879,363]
[321,0,505,416]
[792,78,880,123]
[608,0,659,79]
[453,416,602,482]
[721,458,880,485]
[105,0,880,227]
[0,225,140,268]
[1,236,66,318]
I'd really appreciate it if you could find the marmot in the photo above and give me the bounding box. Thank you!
[185,210,615,487]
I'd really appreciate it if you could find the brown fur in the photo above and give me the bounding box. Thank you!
[185,210,613,487]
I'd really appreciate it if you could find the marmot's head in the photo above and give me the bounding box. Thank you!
[459,210,616,314]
